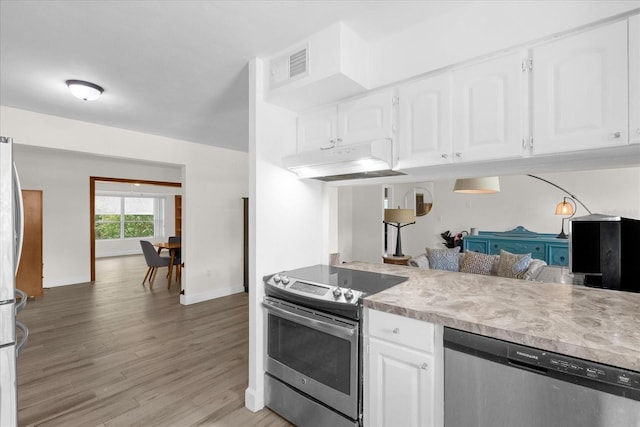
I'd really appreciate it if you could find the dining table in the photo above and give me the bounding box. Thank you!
[154,241,181,289]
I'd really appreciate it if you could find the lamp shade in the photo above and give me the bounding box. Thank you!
[66,80,104,101]
[555,200,575,216]
[384,208,415,224]
[453,177,500,194]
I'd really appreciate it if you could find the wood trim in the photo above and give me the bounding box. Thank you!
[90,178,96,281]
[90,176,182,281]
[91,176,182,187]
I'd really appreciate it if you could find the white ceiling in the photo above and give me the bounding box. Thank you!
[0,0,466,153]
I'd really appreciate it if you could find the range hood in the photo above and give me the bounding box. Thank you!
[283,139,404,181]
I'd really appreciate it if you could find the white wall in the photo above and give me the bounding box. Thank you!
[246,58,330,412]
[2,106,248,304]
[341,168,640,259]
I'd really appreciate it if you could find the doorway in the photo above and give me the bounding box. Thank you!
[89,176,181,281]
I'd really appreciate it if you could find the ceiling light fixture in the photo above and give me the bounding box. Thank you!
[65,79,104,101]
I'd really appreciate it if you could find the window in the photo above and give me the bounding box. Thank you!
[95,195,164,240]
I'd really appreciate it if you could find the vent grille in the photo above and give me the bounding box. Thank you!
[289,48,307,78]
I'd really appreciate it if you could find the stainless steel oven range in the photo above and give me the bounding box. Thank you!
[263,264,407,427]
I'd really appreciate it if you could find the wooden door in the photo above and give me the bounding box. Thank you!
[17,190,43,297]
[531,20,628,154]
[398,73,452,168]
[451,51,523,162]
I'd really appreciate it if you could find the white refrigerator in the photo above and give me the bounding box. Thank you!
[0,136,28,426]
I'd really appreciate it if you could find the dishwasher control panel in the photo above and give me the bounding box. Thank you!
[508,343,640,393]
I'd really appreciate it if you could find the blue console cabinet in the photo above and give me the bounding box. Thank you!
[462,226,569,266]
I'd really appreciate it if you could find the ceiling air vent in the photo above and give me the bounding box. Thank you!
[289,48,307,78]
[270,44,309,89]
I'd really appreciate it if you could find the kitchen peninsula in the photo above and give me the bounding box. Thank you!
[350,261,640,371]
[353,261,640,426]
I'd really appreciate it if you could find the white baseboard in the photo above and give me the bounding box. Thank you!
[181,284,245,305]
[44,276,92,288]
[244,386,264,412]
[96,249,141,258]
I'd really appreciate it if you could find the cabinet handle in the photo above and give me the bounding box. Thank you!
[421,363,428,370]
[320,140,337,150]
[441,153,448,159]
[336,138,342,144]
[611,132,621,139]
[392,328,400,334]
[455,152,462,158]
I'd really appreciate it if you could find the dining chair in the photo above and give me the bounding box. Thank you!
[140,240,175,289]
[168,236,182,282]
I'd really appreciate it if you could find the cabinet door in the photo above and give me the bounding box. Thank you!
[463,238,489,254]
[630,15,640,145]
[296,105,338,153]
[451,52,524,162]
[531,21,628,154]
[367,337,435,427]
[338,89,395,145]
[398,73,452,168]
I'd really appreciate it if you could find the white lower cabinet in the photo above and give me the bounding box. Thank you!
[364,309,443,427]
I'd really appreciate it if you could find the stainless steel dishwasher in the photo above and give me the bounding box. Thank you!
[444,328,640,427]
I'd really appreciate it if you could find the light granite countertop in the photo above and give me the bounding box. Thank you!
[344,261,640,372]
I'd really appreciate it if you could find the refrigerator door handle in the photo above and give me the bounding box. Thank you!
[15,289,26,314]
[15,321,28,356]
[13,161,24,272]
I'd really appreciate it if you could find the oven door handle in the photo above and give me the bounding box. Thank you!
[263,301,357,338]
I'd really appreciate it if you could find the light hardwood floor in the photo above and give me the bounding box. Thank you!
[16,255,291,427]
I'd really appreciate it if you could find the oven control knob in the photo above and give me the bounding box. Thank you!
[281,276,290,285]
[344,289,354,300]
[273,274,281,283]
[332,287,342,298]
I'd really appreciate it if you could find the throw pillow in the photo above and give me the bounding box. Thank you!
[426,247,461,272]
[408,254,430,269]
[496,249,532,279]
[460,251,498,275]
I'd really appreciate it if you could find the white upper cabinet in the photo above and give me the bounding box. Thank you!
[630,15,640,145]
[297,105,339,153]
[338,89,395,146]
[397,73,452,168]
[530,21,628,154]
[296,89,395,153]
[451,52,524,162]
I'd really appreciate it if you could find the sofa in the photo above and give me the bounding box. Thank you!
[408,247,546,281]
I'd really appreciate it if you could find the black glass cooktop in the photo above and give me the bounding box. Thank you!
[282,264,408,296]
